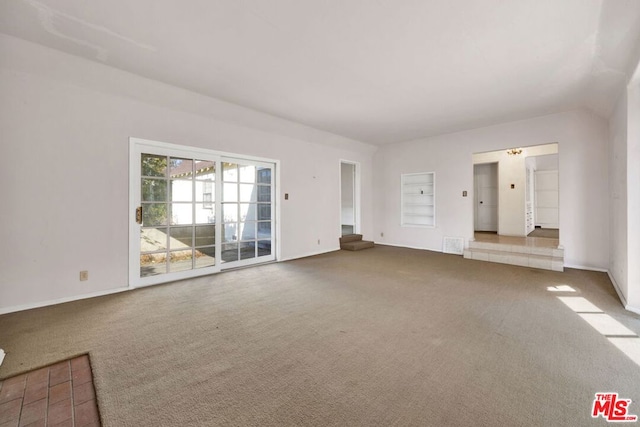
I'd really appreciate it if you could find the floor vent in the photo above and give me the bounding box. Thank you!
[443,237,464,255]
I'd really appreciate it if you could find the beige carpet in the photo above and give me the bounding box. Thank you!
[1,246,639,426]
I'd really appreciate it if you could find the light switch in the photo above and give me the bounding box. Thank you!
[462,191,467,197]
[510,184,515,189]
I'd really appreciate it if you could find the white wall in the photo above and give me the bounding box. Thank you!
[534,154,559,171]
[627,81,640,311]
[374,110,609,269]
[608,92,628,305]
[0,35,376,312]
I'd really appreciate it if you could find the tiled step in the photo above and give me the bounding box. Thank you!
[341,240,375,251]
[464,240,563,271]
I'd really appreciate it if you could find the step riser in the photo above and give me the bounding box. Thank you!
[340,234,363,244]
[469,241,563,257]
[464,249,563,271]
[341,241,375,251]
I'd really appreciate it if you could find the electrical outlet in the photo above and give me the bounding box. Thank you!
[380,232,384,237]
[317,239,320,245]
[80,270,89,281]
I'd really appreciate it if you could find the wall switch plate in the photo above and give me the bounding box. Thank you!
[462,191,467,197]
[284,193,289,200]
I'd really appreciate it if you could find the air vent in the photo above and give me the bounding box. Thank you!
[443,237,464,255]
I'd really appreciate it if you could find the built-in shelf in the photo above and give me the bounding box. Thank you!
[401,172,435,227]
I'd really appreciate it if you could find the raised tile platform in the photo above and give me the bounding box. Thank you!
[464,233,564,271]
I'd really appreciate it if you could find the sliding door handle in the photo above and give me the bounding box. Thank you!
[136,206,143,224]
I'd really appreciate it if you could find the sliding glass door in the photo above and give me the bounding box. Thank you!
[130,139,276,287]
[221,161,273,264]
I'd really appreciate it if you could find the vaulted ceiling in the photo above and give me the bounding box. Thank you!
[2,0,640,145]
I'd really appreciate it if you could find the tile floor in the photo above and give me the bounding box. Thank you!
[0,355,100,427]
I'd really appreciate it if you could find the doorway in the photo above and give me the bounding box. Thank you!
[340,161,360,236]
[474,163,498,232]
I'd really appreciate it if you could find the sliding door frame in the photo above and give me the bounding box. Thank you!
[129,137,280,288]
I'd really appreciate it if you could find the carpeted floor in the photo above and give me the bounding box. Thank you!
[1,246,639,426]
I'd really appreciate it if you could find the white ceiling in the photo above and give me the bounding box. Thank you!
[2,0,640,145]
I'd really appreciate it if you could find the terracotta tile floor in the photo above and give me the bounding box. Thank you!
[0,355,100,427]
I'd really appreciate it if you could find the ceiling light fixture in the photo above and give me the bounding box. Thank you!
[507,148,523,155]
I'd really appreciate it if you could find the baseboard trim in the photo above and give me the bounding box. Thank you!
[563,264,608,273]
[280,247,340,262]
[607,270,628,307]
[624,304,640,315]
[604,271,640,315]
[0,287,130,315]
[375,242,443,253]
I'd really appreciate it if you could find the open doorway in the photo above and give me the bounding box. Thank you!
[472,143,559,240]
[340,161,360,236]
[474,163,498,233]
[528,154,559,238]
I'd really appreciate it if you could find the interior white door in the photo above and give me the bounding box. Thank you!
[535,170,559,228]
[474,163,498,232]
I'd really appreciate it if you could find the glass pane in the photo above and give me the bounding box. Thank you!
[195,160,215,180]
[142,178,167,202]
[195,203,215,224]
[223,203,238,223]
[258,221,271,239]
[223,183,238,202]
[195,246,215,269]
[223,163,238,182]
[195,225,215,247]
[257,185,271,202]
[239,184,257,202]
[239,165,256,183]
[240,242,256,260]
[171,203,193,225]
[221,243,239,263]
[195,181,214,204]
[240,203,257,221]
[140,253,167,277]
[142,203,168,226]
[170,180,192,202]
[257,204,271,221]
[170,226,193,249]
[169,249,193,272]
[141,227,167,251]
[222,223,238,243]
[169,158,193,178]
[238,222,256,241]
[142,154,167,177]
[258,240,271,257]
[257,167,271,184]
